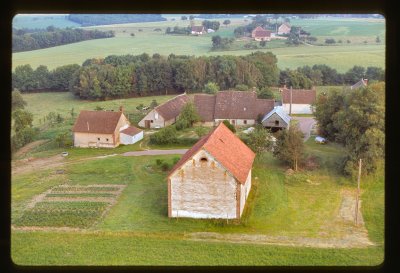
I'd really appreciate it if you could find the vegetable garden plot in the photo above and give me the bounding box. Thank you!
[14,184,126,229]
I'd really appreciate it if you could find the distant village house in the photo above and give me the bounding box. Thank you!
[138,94,189,128]
[277,23,291,35]
[168,122,255,219]
[73,109,143,148]
[191,26,206,35]
[279,86,317,115]
[251,26,272,41]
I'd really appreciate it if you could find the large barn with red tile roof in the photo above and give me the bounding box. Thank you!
[72,110,142,148]
[167,122,255,219]
[138,93,190,128]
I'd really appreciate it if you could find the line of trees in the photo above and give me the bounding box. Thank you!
[12,53,385,98]
[13,52,279,99]
[12,27,115,52]
[67,14,166,27]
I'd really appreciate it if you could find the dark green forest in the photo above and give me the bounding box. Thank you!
[12,52,384,100]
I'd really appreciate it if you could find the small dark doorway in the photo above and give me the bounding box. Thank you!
[145,120,151,128]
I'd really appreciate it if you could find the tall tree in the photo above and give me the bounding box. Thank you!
[175,102,200,130]
[247,125,273,154]
[12,89,27,111]
[273,125,305,171]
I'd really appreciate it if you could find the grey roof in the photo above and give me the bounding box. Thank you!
[261,106,291,124]
[350,79,368,90]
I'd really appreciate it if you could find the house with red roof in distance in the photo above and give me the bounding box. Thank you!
[138,93,189,128]
[277,23,291,35]
[191,25,206,35]
[193,91,275,127]
[72,108,143,148]
[350,78,368,90]
[167,122,255,219]
[251,26,272,41]
[279,86,317,115]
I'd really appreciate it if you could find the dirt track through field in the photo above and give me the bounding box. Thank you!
[186,190,374,249]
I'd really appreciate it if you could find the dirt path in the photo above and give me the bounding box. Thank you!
[291,117,317,141]
[122,149,188,156]
[13,139,50,158]
[186,190,374,249]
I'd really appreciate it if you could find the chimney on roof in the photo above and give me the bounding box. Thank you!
[119,105,124,112]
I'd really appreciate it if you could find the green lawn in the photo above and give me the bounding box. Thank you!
[11,231,383,266]
[11,139,384,265]
[22,92,175,126]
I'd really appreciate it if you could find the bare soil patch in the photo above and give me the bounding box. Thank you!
[13,139,50,158]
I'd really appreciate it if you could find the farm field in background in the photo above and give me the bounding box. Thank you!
[12,17,385,72]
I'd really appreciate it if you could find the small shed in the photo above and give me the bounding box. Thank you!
[120,125,144,145]
[261,106,291,130]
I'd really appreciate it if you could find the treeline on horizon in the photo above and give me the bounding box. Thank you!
[12,27,115,52]
[67,14,166,27]
[12,52,385,100]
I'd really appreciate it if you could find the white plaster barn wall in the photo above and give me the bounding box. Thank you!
[120,131,143,145]
[73,132,115,148]
[138,110,165,128]
[214,119,256,126]
[239,170,252,216]
[283,104,313,114]
[170,149,238,219]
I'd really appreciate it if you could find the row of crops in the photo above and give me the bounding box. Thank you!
[14,184,125,228]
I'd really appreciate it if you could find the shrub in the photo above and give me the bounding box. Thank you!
[156,159,164,165]
[161,162,171,171]
[325,38,336,44]
[222,120,236,133]
[235,84,249,91]
[149,126,178,144]
[194,126,209,137]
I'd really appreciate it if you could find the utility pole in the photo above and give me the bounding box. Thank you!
[289,86,293,115]
[354,158,362,226]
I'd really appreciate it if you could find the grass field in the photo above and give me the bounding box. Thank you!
[11,138,385,265]
[21,92,176,126]
[12,17,385,72]
[12,14,80,29]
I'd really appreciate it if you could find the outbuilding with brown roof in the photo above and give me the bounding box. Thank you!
[279,87,316,115]
[72,110,135,148]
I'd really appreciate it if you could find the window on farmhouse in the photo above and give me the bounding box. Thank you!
[106,138,109,141]
[244,120,247,124]
[97,137,100,141]
[200,157,208,163]
[151,120,154,123]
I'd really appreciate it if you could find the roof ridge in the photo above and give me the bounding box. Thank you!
[155,93,187,110]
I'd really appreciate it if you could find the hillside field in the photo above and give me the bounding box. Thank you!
[12,17,385,72]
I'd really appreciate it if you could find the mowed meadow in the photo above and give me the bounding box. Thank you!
[12,17,385,72]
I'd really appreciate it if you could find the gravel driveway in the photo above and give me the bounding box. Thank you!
[291,117,317,141]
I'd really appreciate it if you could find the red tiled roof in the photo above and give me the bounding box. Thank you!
[156,94,190,121]
[120,126,142,136]
[252,26,271,37]
[191,26,205,32]
[194,94,216,122]
[169,123,255,184]
[280,88,316,104]
[72,111,123,134]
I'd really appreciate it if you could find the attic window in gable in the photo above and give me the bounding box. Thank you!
[200,157,208,163]
[275,120,279,126]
